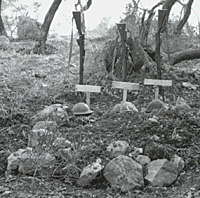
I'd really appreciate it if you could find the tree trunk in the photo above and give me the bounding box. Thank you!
[0,0,7,36]
[127,37,154,72]
[174,0,194,34]
[162,0,177,32]
[36,0,62,54]
[139,1,163,47]
[171,48,200,65]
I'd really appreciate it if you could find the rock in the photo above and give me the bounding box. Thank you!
[28,121,59,149]
[31,104,72,126]
[111,102,138,113]
[182,82,197,90]
[7,147,56,177]
[103,155,144,192]
[171,154,185,173]
[18,152,56,177]
[107,141,130,158]
[145,159,178,187]
[136,155,151,166]
[77,158,104,187]
[148,116,159,123]
[0,35,10,50]
[129,147,143,158]
[145,99,167,113]
[150,135,160,141]
[143,140,166,160]
[32,120,58,132]
[7,148,29,174]
[174,97,191,112]
[0,150,10,175]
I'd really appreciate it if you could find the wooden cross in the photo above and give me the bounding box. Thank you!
[144,79,172,100]
[75,85,101,107]
[112,81,140,102]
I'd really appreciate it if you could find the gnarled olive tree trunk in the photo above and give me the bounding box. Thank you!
[170,48,200,65]
[0,0,7,36]
[174,0,194,34]
[35,0,62,54]
[139,1,164,47]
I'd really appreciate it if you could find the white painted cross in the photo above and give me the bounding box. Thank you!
[112,81,140,102]
[75,85,101,107]
[144,79,172,100]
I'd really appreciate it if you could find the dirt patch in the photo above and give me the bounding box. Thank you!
[0,39,200,197]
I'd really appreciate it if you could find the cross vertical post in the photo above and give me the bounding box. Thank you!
[117,23,127,82]
[156,9,168,100]
[73,11,85,85]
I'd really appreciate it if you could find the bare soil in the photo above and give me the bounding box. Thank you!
[0,39,200,198]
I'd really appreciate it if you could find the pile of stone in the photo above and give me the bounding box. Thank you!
[0,103,185,193]
[77,140,184,192]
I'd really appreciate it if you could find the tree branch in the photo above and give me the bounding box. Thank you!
[174,0,194,34]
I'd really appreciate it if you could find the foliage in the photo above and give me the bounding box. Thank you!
[0,27,200,197]
[0,1,200,197]
[2,0,19,10]
[87,17,112,38]
[17,16,41,41]
[1,1,41,38]
[2,2,28,38]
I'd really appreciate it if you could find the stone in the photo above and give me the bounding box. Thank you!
[18,152,56,177]
[31,104,73,126]
[32,120,58,132]
[7,147,56,177]
[129,147,143,158]
[0,150,10,175]
[182,82,197,90]
[150,135,160,141]
[7,148,30,173]
[136,155,151,166]
[143,140,166,160]
[197,109,200,116]
[0,36,10,50]
[28,121,58,149]
[107,141,130,158]
[103,155,144,192]
[148,116,159,123]
[145,159,178,187]
[77,158,104,187]
[171,154,185,173]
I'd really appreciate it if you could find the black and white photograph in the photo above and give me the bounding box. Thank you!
[0,0,200,197]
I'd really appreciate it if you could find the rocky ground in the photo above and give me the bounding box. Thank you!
[0,37,200,198]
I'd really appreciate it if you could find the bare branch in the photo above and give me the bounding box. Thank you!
[174,0,194,34]
[82,0,92,11]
